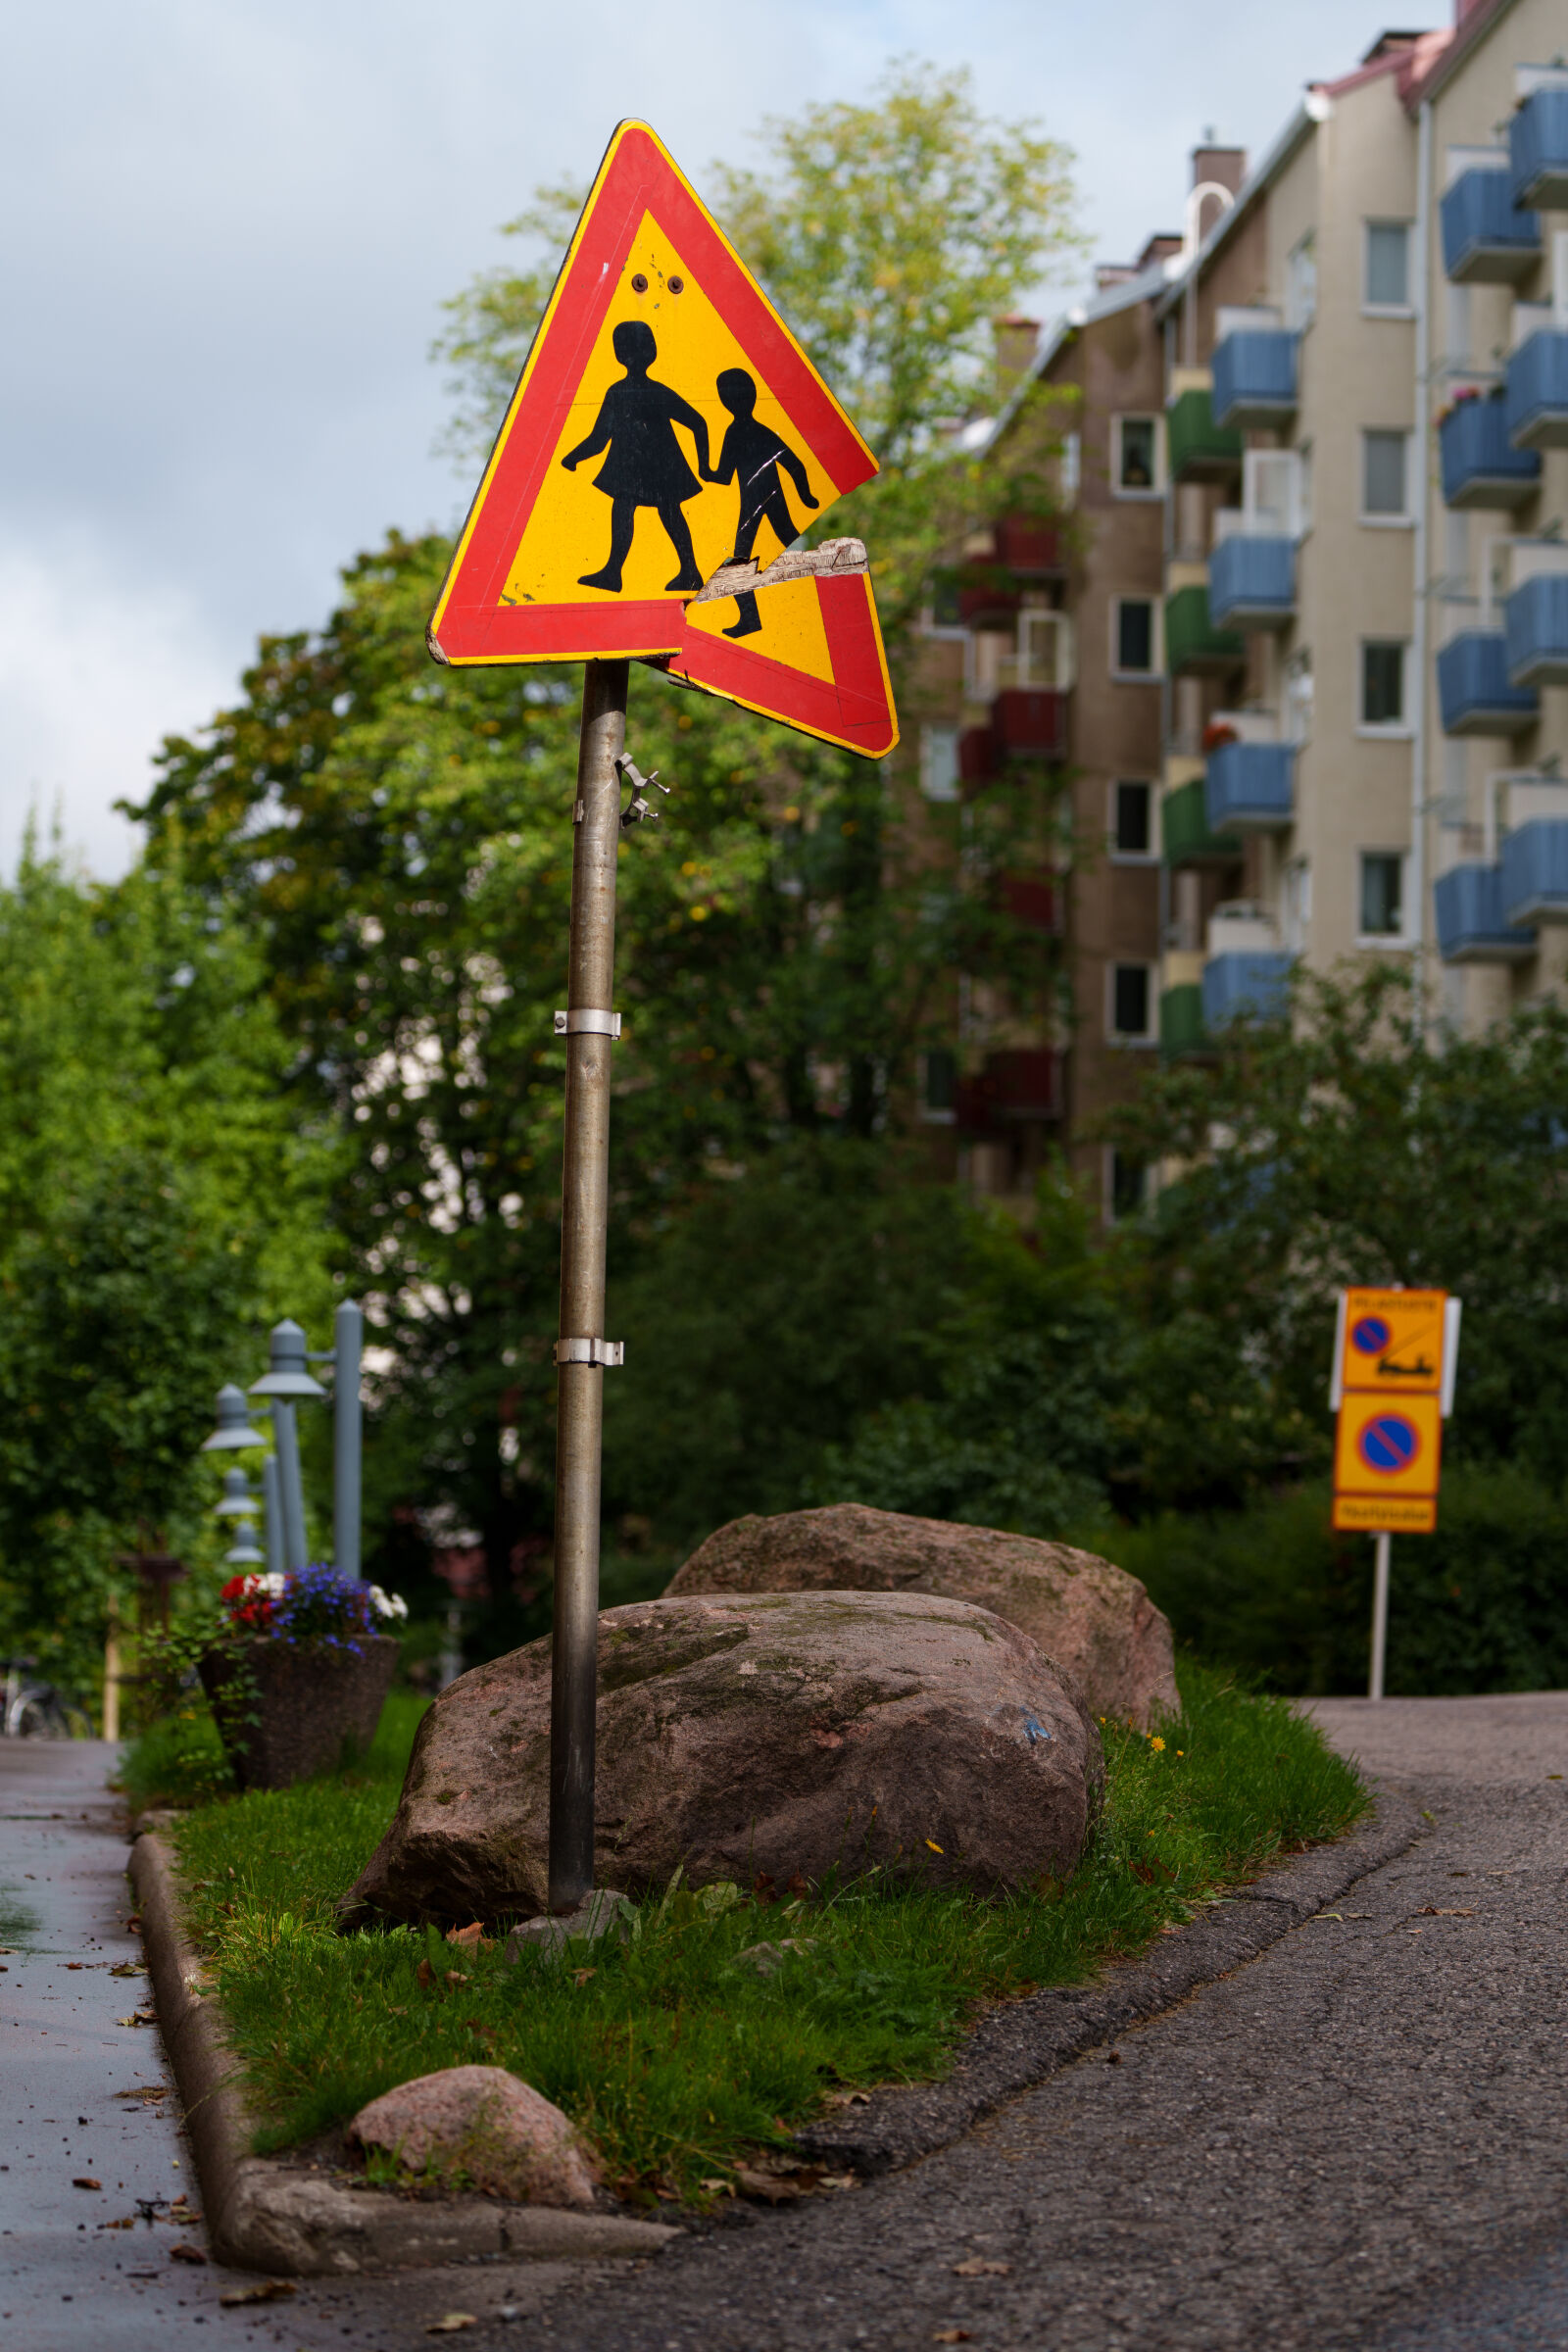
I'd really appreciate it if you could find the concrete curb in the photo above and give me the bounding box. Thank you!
[127,1831,676,2277]
[793,1794,1423,2176]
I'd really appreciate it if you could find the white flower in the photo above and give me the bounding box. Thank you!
[368,1585,409,1622]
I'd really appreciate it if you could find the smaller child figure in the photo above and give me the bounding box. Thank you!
[707,368,819,638]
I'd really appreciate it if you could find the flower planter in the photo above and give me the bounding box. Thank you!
[199,1635,400,1792]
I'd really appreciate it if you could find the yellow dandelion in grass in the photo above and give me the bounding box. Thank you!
[1176,1749,1185,1758]
[925,1839,944,1854]
[1149,1737,1166,1752]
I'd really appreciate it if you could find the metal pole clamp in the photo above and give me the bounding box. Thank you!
[554,1337,625,1368]
[554,1009,622,1038]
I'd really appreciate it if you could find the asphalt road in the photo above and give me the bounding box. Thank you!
[6,1694,1567,2351]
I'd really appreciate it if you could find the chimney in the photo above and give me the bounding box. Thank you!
[994,314,1041,390]
[1095,265,1137,293]
[1136,233,1183,271]
[1191,144,1247,196]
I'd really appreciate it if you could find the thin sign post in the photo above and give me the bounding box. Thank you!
[1329,1286,1460,1699]
[429,122,898,1914]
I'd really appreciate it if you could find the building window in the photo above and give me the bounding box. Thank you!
[1359,852,1406,939]
[927,571,962,630]
[1110,780,1153,858]
[1284,859,1312,952]
[1114,598,1156,676]
[1362,429,1410,518]
[1061,431,1082,506]
[1365,220,1411,310]
[1360,640,1408,730]
[921,725,961,803]
[1287,233,1317,330]
[1107,1150,1149,1222]
[921,1048,957,1123]
[1112,415,1161,494]
[1108,961,1155,1043]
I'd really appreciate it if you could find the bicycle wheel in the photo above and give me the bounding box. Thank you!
[10,1693,70,1739]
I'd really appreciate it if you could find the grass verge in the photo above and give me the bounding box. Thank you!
[147,1665,1365,2206]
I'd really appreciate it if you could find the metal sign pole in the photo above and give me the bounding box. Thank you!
[1368,1531,1392,1702]
[548,658,628,1914]
[333,1298,365,1578]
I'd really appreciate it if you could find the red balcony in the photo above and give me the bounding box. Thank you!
[956,1048,1062,1134]
[956,568,1021,626]
[994,516,1064,573]
[992,687,1067,760]
[1000,871,1060,933]
[958,725,997,785]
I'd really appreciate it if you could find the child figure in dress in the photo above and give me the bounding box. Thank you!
[707,368,819,638]
[561,320,710,594]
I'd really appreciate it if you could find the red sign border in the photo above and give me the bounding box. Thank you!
[429,120,878,667]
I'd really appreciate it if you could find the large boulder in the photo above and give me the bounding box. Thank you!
[664,1504,1179,1729]
[337,1591,1102,1928]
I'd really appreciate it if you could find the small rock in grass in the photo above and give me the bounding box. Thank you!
[348,2065,598,2209]
[504,1887,632,1966]
[733,1937,816,1978]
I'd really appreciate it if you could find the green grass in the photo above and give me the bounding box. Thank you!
[139,1665,1368,2204]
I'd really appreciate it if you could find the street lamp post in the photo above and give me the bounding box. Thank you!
[212,1467,265,1567]
[249,1322,326,1571]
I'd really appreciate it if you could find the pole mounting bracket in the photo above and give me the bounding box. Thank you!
[554,1337,625,1368]
[615,753,670,829]
[554,1008,621,1038]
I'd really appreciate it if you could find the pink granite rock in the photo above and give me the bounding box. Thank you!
[665,1503,1179,1729]
[347,2065,597,2208]
[336,1591,1102,1927]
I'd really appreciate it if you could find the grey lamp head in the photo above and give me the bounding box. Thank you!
[213,1467,260,1520]
[249,1319,328,1402]
[202,1384,270,1451]
[224,1521,265,1567]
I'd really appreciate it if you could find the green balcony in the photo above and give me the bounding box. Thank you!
[1167,387,1243,481]
[1162,777,1243,865]
[1164,583,1244,675]
[1159,983,1209,1055]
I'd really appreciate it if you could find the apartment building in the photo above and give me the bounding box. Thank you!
[914,1,1568,1215]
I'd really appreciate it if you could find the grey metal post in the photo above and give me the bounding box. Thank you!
[1368,1531,1392,1702]
[263,1453,285,1578]
[549,658,627,1913]
[333,1298,365,1578]
[271,1400,308,1570]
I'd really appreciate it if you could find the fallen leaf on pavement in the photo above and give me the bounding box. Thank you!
[220,2280,298,2306]
[732,2165,804,2203]
[110,1963,142,1979]
[426,2316,478,2334]
[169,2242,207,2264]
[100,2217,137,2230]
[73,2178,102,2190]
[115,2085,169,2102]
[933,2332,972,2344]
[952,2257,1011,2276]
[445,1922,494,1951]
[699,2178,735,2196]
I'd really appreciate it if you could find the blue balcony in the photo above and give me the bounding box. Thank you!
[1504,572,1568,688]
[1510,86,1568,212]
[1504,329,1568,451]
[1433,862,1538,962]
[1500,818,1568,925]
[1202,952,1293,1029]
[1211,330,1298,431]
[1441,167,1542,283]
[1207,535,1296,629]
[1439,392,1542,509]
[1205,741,1297,832]
[1436,631,1540,736]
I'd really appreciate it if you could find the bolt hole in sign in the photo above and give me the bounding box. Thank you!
[1331,1287,1455,1534]
[426,121,898,760]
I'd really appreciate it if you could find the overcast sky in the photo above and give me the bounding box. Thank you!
[2,0,1405,878]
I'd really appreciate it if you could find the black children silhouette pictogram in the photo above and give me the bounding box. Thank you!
[561,320,712,593]
[708,368,819,638]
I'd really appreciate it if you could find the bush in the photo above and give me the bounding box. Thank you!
[1090,1463,1568,1696]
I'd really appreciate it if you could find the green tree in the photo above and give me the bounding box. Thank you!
[1101,964,1568,1502]
[0,848,337,1696]
[130,71,1085,1637]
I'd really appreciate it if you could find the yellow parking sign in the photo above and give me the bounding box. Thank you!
[1335,1287,1448,1398]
